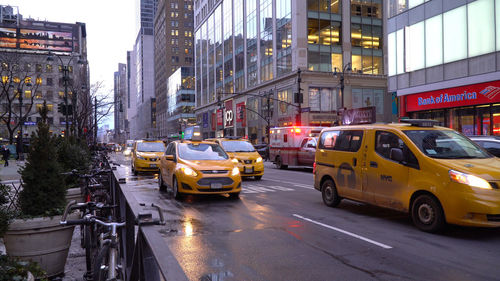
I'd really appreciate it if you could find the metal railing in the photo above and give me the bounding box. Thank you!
[109,162,188,281]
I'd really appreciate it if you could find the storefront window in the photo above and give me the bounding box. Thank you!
[450,107,475,136]
[493,105,500,136]
[309,87,337,112]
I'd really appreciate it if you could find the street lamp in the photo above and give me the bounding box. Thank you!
[16,81,31,161]
[46,52,86,136]
[333,62,352,112]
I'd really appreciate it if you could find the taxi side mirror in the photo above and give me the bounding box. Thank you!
[390,148,404,162]
[165,155,174,161]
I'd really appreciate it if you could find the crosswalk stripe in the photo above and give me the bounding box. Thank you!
[265,178,314,189]
[242,184,295,194]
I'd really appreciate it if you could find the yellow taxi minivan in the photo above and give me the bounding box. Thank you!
[131,139,166,175]
[314,119,500,232]
[206,137,264,180]
[158,127,242,200]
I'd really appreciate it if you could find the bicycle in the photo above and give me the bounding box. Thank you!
[61,200,116,280]
[61,200,165,281]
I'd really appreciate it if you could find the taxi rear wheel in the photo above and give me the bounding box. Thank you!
[172,177,183,200]
[411,194,445,233]
[321,179,341,207]
[158,173,167,191]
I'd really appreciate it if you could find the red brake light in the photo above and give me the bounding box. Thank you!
[313,162,316,174]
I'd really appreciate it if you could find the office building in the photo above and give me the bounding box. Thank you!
[154,0,194,138]
[194,0,389,142]
[129,0,158,139]
[114,63,127,143]
[388,0,500,136]
[0,5,90,142]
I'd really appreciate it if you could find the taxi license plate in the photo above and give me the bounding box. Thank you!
[244,167,254,174]
[149,164,157,168]
[210,183,222,189]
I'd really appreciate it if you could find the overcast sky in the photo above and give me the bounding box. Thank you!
[2,0,138,128]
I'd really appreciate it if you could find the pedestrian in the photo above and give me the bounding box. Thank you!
[2,145,10,167]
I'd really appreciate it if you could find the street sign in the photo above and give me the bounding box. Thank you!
[301,107,310,113]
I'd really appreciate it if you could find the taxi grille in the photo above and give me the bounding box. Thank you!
[487,214,500,222]
[242,160,253,164]
[197,177,234,186]
[199,187,233,192]
[200,170,228,174]
[149,158,158,161]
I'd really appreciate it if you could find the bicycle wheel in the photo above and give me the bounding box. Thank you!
[93,243,109,281]
[93,243,124,281]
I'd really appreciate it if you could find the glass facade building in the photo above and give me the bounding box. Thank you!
[194,0,388,142]
[388,0,500,136]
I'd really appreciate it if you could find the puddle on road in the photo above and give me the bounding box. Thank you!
[159,217,206,237]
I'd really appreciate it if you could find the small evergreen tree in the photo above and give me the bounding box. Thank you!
[57,135,91,188]
[18,101,66,217]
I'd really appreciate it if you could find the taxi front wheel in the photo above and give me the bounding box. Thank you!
[322,179,341,207]
[172,177,183,200]
[411,194,445,233]
[158,173,167,192]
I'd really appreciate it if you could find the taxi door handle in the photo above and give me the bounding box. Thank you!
[370,161,378,168]
[352,157,357,167]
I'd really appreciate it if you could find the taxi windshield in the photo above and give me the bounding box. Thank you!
[404,130,491,159]
[221,141,256,152]
[178,143,229,160]
[137,142,165,152]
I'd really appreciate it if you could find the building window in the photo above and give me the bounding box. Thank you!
[351,0,382,19]
[46,64,53,73]
[46,77,53,86]
[36,64,42,73]
[309,87,337,112]
[352,88,384,114]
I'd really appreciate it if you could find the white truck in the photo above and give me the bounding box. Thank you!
[269,126,325,169]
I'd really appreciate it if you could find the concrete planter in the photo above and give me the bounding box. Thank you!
[4,214,77,277]
[66,187,84,203]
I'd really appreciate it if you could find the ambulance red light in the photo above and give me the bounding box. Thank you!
[295,128,301,133]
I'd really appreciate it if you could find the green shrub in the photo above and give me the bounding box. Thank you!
[18,102,66,217]
[0,254,48,281]
[57,136,91,188]
[0,183,11,237]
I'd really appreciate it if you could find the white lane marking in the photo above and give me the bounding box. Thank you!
[242,184,295,193]
[293,214,393,249]
[266,178,314,189]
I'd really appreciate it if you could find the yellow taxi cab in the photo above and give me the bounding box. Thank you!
[314,119,500,232]
[206,137,264,180]
[158,126,242,200]
[131,139,165,175]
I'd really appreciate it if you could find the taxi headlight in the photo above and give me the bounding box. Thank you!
[256,157,263,163]
[231,158,239,164]
[231,167,240,176]
[136,155,146,160]
[449,170,492,189]
[181,167,198,177]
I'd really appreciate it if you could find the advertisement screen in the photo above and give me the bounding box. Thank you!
[0,22,79,54]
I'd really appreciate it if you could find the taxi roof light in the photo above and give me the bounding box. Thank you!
[184,126,202,141]
[400,119,438,127]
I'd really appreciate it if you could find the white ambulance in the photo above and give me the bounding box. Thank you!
[269,126,325,169]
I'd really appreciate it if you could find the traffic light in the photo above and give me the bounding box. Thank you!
[239,108,244,120]
[57,103,64,114]
[179,131,184,139]
[66,105,73,116]
[294,92,303,104]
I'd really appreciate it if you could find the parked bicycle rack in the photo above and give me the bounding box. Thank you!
[108,161,188,281]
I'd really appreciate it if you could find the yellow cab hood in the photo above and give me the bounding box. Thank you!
[181,159,234,171]
[226,151,259,160]
[137,152,163,158]
[438,157,500,181]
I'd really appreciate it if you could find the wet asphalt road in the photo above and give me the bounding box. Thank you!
[111,153,500,281]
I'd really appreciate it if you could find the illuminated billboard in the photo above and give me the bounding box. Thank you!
[0,21,80,54]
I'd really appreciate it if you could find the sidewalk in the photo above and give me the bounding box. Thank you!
[0,160,85,280]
